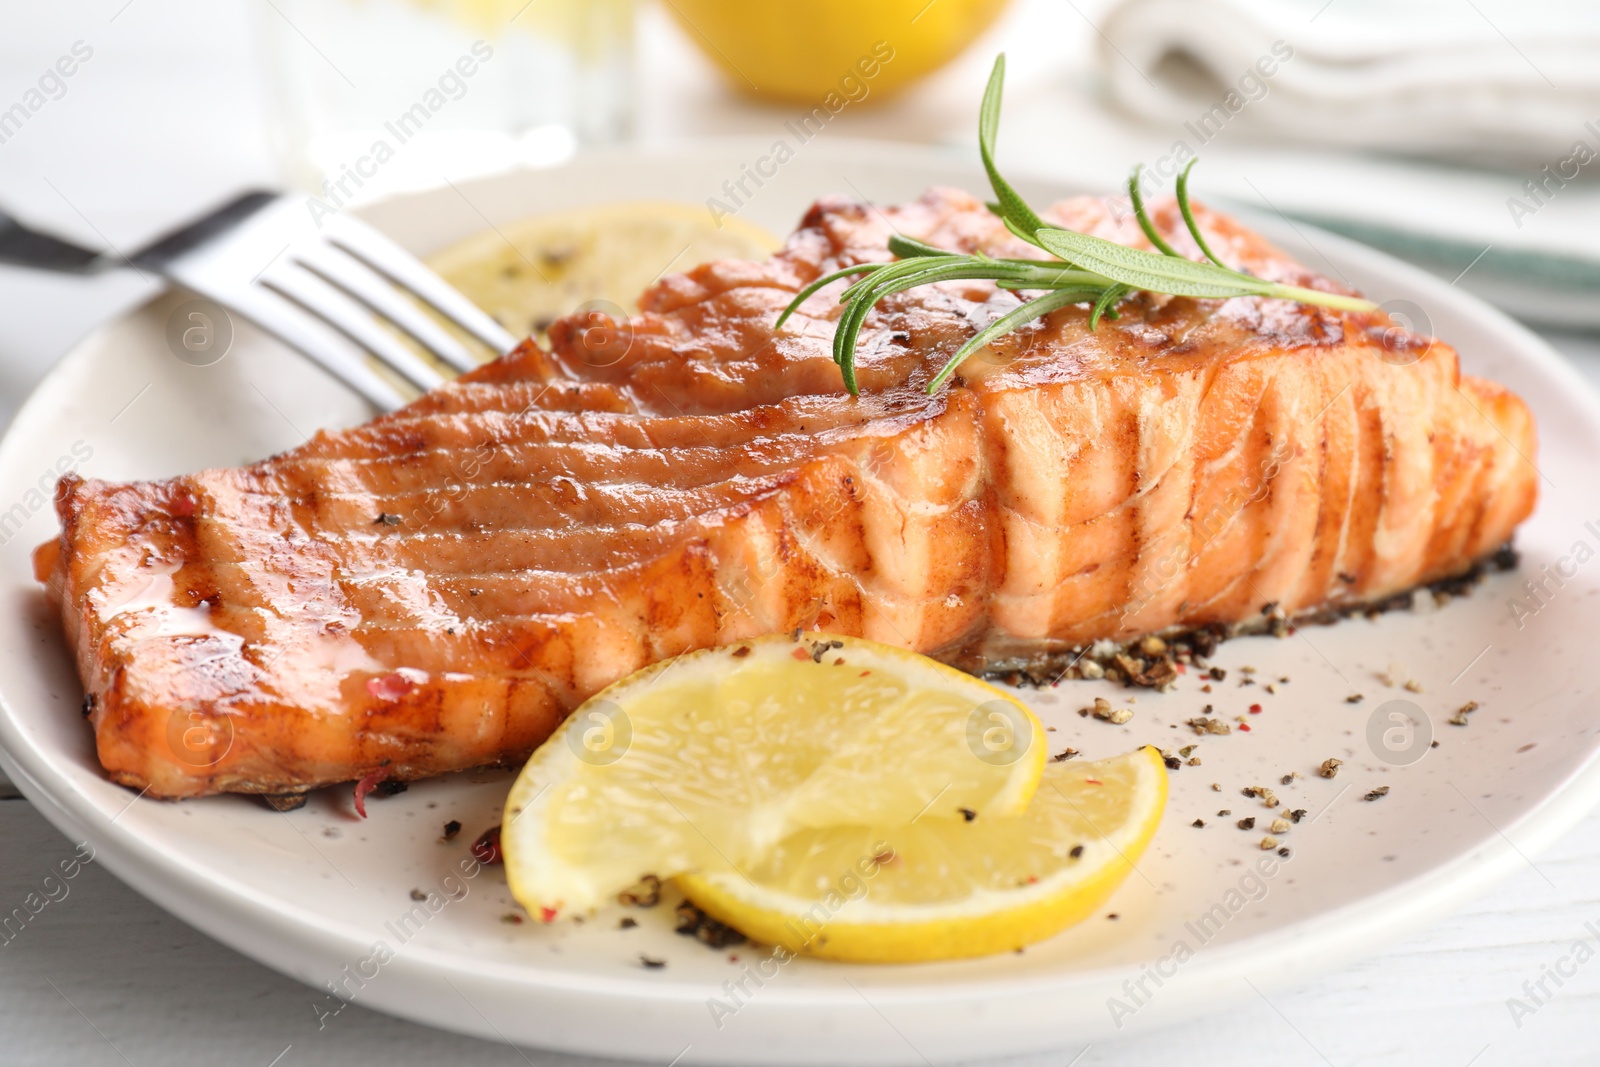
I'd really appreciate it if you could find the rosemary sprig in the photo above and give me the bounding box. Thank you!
[774,53,1378,396]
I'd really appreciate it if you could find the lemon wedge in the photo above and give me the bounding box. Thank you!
[678,747,1167,962]
[501,634,1045,919]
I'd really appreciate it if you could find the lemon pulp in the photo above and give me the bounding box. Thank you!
[502,634,1046,918]
[676,747,1167,962]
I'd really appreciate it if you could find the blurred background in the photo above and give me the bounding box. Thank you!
[5,2,1600,1064]
[5,0,1600,428]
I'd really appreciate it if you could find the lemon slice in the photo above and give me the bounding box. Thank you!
[677,747,1167,962]
[501,634,1045,918]
[427,200,780,343]
[370,201,779,396]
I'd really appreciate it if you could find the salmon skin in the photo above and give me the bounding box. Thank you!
[36,188,1537,798]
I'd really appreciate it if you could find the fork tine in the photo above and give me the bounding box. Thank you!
[262,264,446,394]
[294,243,481,374]
[323,215,520,355]
[201,282,409,411]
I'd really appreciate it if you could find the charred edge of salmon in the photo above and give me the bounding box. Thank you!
[948,543,1520,690]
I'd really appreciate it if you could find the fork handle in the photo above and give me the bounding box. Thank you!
[131,191,277,271]
[0,207,107,274]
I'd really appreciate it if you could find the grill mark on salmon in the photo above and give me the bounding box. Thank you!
[249,476,798,534]
[36,187,1539,797]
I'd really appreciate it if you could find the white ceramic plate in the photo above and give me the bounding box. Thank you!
[3,143,1599,1066]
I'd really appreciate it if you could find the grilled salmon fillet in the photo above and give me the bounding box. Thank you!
[35,188,1538,798]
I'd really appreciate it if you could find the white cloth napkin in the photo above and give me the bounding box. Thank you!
[1094,0,1600,166]
[1062,0,1600,325]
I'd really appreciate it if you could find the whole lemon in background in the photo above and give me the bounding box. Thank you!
[665,0,1014,104]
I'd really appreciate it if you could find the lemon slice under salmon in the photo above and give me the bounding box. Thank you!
[500,634,1046,919]
[677,747,1168,962]
[427,200,779,344]
[368,200,778,397]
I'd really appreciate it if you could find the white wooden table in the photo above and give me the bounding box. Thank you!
[3,3,1600,1063]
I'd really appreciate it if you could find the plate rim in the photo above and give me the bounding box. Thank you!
[3,137,1599,1062]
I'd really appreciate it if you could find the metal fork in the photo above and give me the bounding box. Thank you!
[0,191,519,411]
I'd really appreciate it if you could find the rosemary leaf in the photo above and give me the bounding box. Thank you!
[1035,228,1376,312]
[887,235,950,259]
[775,263,887,330]
[1128,165,1183,259]
[978,55,1050,248]
[1089,284,1133,330]
[835,261,1041,392]
[928,288,1100,393]
[1000,214,1063,261]
[992,264,1110,291]
[839,255,964,302]
[1176,160,1228,268]
[1035,227,1270,298]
